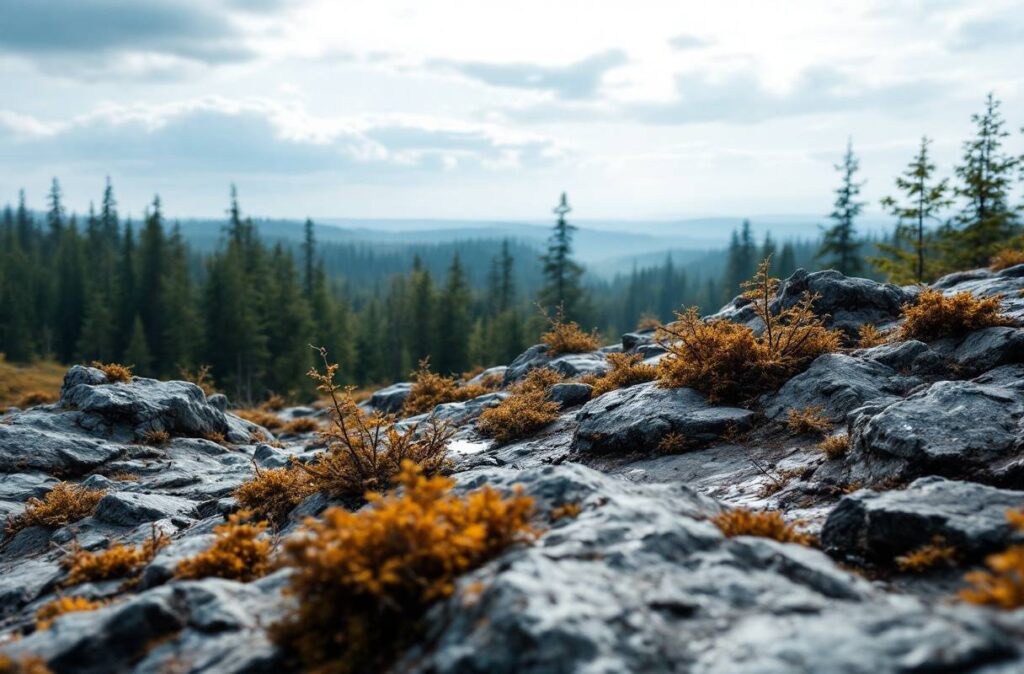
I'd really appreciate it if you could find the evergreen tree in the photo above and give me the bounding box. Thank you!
[302,217,316,298]
[778,242,797,278]
[265,244,314,396]
[124,315,152,375]
[435,253,471,375]
[45,178,64,248]
[408,256,435,364]
[162,224,201,373]
[114,221,137,358]
[137,197,167,370]
[52,216,85,362]
[539,192,585,319]
[818,139,865,275]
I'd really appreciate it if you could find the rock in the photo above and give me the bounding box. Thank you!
[549,352,610,379]
[933,266,1024,322]
[822,477,1024,565]
[141,533,216,589]
[207,393,229,412]
[851,339,945,374]
[762,354,904,422]
[621,329,657,352]
[0,411,129,475]
[467,366,507,386]
[547,382,593,408]
[405,392,509,429]
[94,492,199,527]
[0,472,59,502]
[950,327,1024,374]
[572,382,754,454]
[366,382,413,414]
[0,558,62,615]
[503,344,551,384]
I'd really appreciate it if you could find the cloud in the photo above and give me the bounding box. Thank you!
[431,49,628,100]
[949,12,1024,51]
[667,34,713,50]
[0,99,563,180]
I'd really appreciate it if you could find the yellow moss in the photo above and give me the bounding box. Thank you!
[990,249,1024,271]
[856,324,890,348]
[35,596,105,630]
[4,482,106,538]
[896,537,958,572]
[62,529,169,586]
[658,259,842,404]
[271,461,536,674]
[175,511,272,582]
[540,306,600,356]
[960,509,1024,609]
[89,361,133,383]
[588,353,658,397]
[402,360,491,417]
[899,288,1013,342]
[235,409,284,431]
[711,507,814,545]
[786,405,832,435]
[476,368,562,443]
[233,464,315,527]
[0,654,53,674]
[818,434,850,460]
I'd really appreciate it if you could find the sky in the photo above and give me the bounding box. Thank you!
[1,0,1022,223]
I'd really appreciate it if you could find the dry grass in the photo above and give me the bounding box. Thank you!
[657,259,842,404]
[818,433,850,460]
[856,324,891,348]
[201,431,227,445]
[960,509,1024,609]
[140,429,170,446]
[271,461,535,673]
[402,360,491,417]
[4,483,106,538]
[0,356,64,410]
[587,353,658,397]
[175,511,272,582]
[786,405,832,435]
[636,314,662,331]
[35,596,105,630]
[235,408,284,431]
[62,528,168,586]
[896,537,958,572]
[0,654,53,674]
[540,306,600,356]
[282,417,320,434]
[15,391,59,408]
[476,368,562,443]
[90,361,133,383]
[990,249,1024,271]
[262,394,287,411]
[108,472,139,482]
[711,507,815,545]
[233,464,315,527]
[899,288,1013,342]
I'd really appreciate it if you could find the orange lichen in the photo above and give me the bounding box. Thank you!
[895,537,958,572]
[62,529,168,586]
[899,288,1013,341]
[4,482,106,538]
[786,405,832,435]
[588,353,657,397]
[35,596,105,630]
[711,507,814,545]
[175,511,272,582]
[960,509,1024,609]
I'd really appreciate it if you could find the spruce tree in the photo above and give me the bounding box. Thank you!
[114,221,137,358]
[778,242,797,278]
[818,139,865,275]
[408,256,435,364]
[302,217,316,298]
[124,315,152,375]
[539,192,585,320]
[53,216,85,362]
[435,253,471,375]
[138,197,167,371]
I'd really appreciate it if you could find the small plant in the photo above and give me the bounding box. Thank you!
[62,528,168,586]
[233,464,315,527]
[401,360,490,416]
[899,288,1013,341]
[271,461,535,673]
[140,429,170,446]
[856,324,890,348]
[990,249,1024,271]
[35,596,105,630]
[4,482,106,538]
[711,507,814,545]
[0,654,53,674]
[588,353,658,397]
[178,364,218,397]
[786,405,832,435]
[818,433,850,460]
[282,417,319,434]
[108,472,139,482]
[657,259,841,404]
[550,502,582,522]
[960,509,1024,609]
[175,511,272,582]
[636,314,662,331]
[201,430,227,445]
[656,431,689,454]
[15,390,58,408]
[540,305,600,356]
[477,368,562,443]
[90,361,133,383]
[262,394,287,411]
[896,536,958,572]
[235,408,284,431]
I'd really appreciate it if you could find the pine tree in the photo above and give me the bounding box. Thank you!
[162,224,201,373]
[114,221,137,358]
[435,253,471,375]
[45,178,64,249]
[137,197,167,371]
[302,217,316,298]
[265,244,314,396]
[53,216,85,362]
[539,192,585,320]
[778,242,797,278]
[818,139,865,275]
[408,256,435,364]
[871,137,950,283]
[124,315,152,375]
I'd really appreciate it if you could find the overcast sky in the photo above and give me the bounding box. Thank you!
[1,0,1022,222]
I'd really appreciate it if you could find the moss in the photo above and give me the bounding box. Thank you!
[35,596,105,630]
[175,511,272,582]
[711,507,814,545]
[5,482,106,538]
[899,288,1013,341]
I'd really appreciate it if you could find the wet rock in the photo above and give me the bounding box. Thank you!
[572,382,754,454]
[504,344,610,383]
[503,344,551,383]
[822,477,1024,565]
[950,327,1024,374]
[851,339,945,375]
[366,382,412,414]
[621,329,657,352]
[0,411,129,475]
[406,392,509,429]
[94,491,199,527]
[547,382,593,408]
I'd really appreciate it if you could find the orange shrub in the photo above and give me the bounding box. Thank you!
[235,408,284,431]
[175,512,272,582]
[588,353,657,397]
[35,596,105,629]
[233,464,315,527]
[818,433,850,460]
[960,509,1024,609]
[62,529,168,586]
[402,360,490,416]
[540,306,600,356]
[140,429,170,446]
[90,361,133,383]
[15,391,58,408]
[476,368,562,443]
[0,654,53,674]
[990,249,1024,271]
[899,288,1013,341]
[896,537,957,572]
[282,417,319,434]
[856,324,890,348]
[786,405,831,435]
[711,507,814,545]
[5,482,106,538]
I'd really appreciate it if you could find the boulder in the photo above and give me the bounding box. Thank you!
[572,382,754,454]
[822,477,1024,565]
[0,411,128,475]
[94,492,199,527]
[547,382,593,408]
[851,339,945,375]
[950,327,1024,374]
[503,344,551,384]
[933,266,1024,322]
[504,345,609,384]
[621,329,657,352]
[366,382,413,415]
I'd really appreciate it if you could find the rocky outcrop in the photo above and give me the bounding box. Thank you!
[503,345,610,384]
[365,382,412,414]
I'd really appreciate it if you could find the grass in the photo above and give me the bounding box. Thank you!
[476,368,562,443]
[4,482,106,538]
[818,433,850,460]
[785,405,832,435]
[990,249,1024,271]
[899,288,1013,341]
[235,408,285,431]
[0,356,64,410]
[711,507,814,545]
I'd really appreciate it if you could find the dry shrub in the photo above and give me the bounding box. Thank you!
[636,314,662,331]
[786,405,831,435]
[35,596,105,630]
[589,353,657,397]
[5,483,106,538]
[109,472,139,482]
[818,433,850,460]
[476,368,562,443]
[235,408,284,431]
[896,536,958,572]
[15,390,58,408]
[62,528,168,586]
[899,288,1013,341]
[262,394,287,411]
[201,431,226,445]
[178,364,218,397]
[540,306,600,356]
[990,249,1024,271]
[0,654,53,674]
[657,259,842,404]
[0,356,64,410]
[299,348,455,501]
[856,324,890,348]
[233,464,315,527]
[656,431,689,454]
[140,429,170,446]
[175,511,272,582]
[271,461,535,673]
[960,509,1024,609]
[90,361,133,383]
[711,507,814,545]
[550,502,582,522]
[282,417,319,434]
[402,360,490,417]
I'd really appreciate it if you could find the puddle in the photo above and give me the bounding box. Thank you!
[448,439,491,455]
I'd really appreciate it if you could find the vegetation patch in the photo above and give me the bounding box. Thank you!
[62,528,168,586]
[656,431,690,455]
[540,307,600,356]
[898,288,1013,341]
[477,368,562,443]
[140,429,170,446]
[234,464,315,527]
[818,433,850,460]
[235,408,284,431]
[90,361,133,383]
[0,357,64,410]
[402,360,491,417]
[0,653,53,674]
[175,512,272,582]
[35,596,105,630]
[657,260,841,404]
[271,461,535,673]
[549,502,582,522]
[896,537,958,573]
[282,417,319,434]
[990,249,1024,271]
[586,353,657,397]
[786,405,832,435]
[856,324,891,348]
[4,482,106,538]
[711,507,815,545]
[960,509,1024,609]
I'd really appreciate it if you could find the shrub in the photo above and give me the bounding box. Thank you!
[588,353,658,397]
[711,507,814,545]
[0,654,53,674]
[299,349,455,501]
[818,433,850,460]
[656,431,689,454]
[178,364,218,397]
[896,537,957,572]
[549,502,582,522]
[636,314,662,331]
[540,306,600,356]
[0,356,63,411]
[282,417,319,434]
[90,361,133,383]
[271,461,535,673]
[786,405,831,435]
[856,324,890,348]
[960,509,1024,609]
[657,260,841,404]
[175,511,272,582]
[402,360,490,416]
[476,368,562,443]
[35,596,105,630]
[201,431,227,445]
[990,249,1024,271]
[15,390,58,408]
[233,464,315,527]
[262,394,287,411]
[5,482,106,538]
[62,528,168,586]
[235,408,284,431]
[899,288,1013,341]
[140,429,170,446]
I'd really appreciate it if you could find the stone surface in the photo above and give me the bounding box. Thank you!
[547,382,593,408]
[366,382,413,414]
[94,491,199,527]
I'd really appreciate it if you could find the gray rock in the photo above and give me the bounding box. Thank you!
[467,366,507,386]
[822,477,1024,565]
[503,344,551,383]
[621,329,657,352]
[933,267,1024,322]
[951,327,1024,374]
[573,382,754,454]
[94,491,198,527]
[408,392,509,429]
[0,558,61,615]
[366,381,413,414]
[0,411,129,475]
[549,352,610,379]
[852,339,945,374]
[548,382,593,408]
